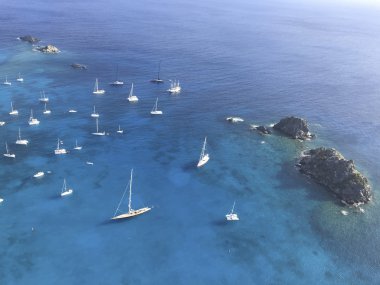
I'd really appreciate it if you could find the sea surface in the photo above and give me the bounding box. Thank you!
[1,0,380,284]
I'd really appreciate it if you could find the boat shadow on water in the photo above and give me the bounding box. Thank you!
[182,161,199,172]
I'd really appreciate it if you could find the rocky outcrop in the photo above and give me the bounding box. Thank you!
[255,125,272,135]
[298,147,372,204]
[19,35,40,44]
[34,45,60,53]
[273,116,313,140]
[71,63,87,70]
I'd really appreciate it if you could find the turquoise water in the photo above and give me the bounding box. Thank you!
[1,0,380,284]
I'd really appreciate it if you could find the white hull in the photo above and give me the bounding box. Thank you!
[226,213,239,221]
[197,154,209,168]
[55,149,67,155]
[150,110,163,115]
[68,109,77,113]
[167,87,181,93]
[3,82,11,86]
[128,96,139,102]
[17,78,24,82]
[91,113,99,118]
[61,189,73,197]
[39,98,49,103]
[3,153,15,158]
[9,110,18,116]
[92,132,106,136]
[16,140,28,145]
[33,172,45,178]
[0,198,3,203]
[111,81,124,86]
[43,110,51,114]
[93,90,105,95]
[0,122,5,126]
[29,119,40,125]
[74,146,82,150]
[112,207,151,220]
[117,130,123,134]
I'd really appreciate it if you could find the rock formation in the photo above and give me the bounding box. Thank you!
[35,45,60,53]
[273,116,313,140]
[19,35,40,44]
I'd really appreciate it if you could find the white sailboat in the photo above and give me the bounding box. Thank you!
[93,78,105,94]
[111,169,151,220]
[110,65,124,86]
[73,140,82,150]
[197,136,210,168]
[15,128,29,145]
[54,138,67,154]
[92,118,105,136]
[28,109,40,125]
[150,61,164,83]
[43,103,51,114]
[226,201,239,221]
[3,76,11,86]
[91,106,99,118]
[39,91,49,102]
[167,80,181,93]
[17,73,24,82]
[117,125,123,134]
[150,97,163,115]
[127,83,139,102]
[61,179,73,197]
[68,109,77,113]
[0,197,3,203]
[3,142,15,158]
[0,121,5,126]
[9,102,18,116]
[33,171,45,178]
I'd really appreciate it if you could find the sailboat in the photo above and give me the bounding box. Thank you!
[28,109,40,125]
[39,91,49,102]
[197,137,210,168]
[150,97,163,115]
[93,78,105,94]
[9,102,18,116]
[225,201,239,221]
[73,140,82,150]
[15,128,29,145]
[117,125,123,134]
[91,106,99,118]
[60,179,73,197]
[54,138,67,154]
[127,83,139,102]
[92,118,105,136]
[3,76,11,86]
[3,142,15,158]
[167,80,181,93]
[110,65,124,86]
[111,169,151,220]
[0,197,3,204]
[16,73,24,82]
[150,61,164,83]
[43,103,51,114]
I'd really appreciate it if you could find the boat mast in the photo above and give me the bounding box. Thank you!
[113,170,133,217]
[57,138,60,150]
[94,79,98,92]
[157,61,161,80]
[128,169,133,213]
[18,128,21,140]
[200,137,207,161]
[129,83,134,98]
[231,201,236,214]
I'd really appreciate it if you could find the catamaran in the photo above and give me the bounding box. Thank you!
[150,61,164,83]
[226,201,239,221]
[167,80,181,93]
[92,118,105,136]
[3,76,11,86]
[93,78,105,94]
[73,140,82,150]
[150,97,163,115]
[17,73,24,82]
[3,142,15,158]
[197,136,210,168]
[28,109,40,125]
[117,125,123,134]
[111,169,151,220]
[39,91,49,102]
[110,65,124,86]
[127,83,138,102]
[54,138,67,155]
[9,102,18,116]
[43,103,51,114]
[91,106,99,118]
[15,128,28,145]
[61,179,73,197]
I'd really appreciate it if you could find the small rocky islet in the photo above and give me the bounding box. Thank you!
[273,116,314,140]
[19,35,40,44]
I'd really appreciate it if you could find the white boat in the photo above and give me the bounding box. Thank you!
[150,97,163,115]
[0,122,5,126]
[225,201,239,221]
[91,106,99,118]
[43,103,51,114]
[86,161,94,165]
[150,61,164,83]
[111,169,151,220]
[0,197,3,203]
[110,65,124,86]
[9,102,18,116]
[54,138,67,155]
[93,78,105,95]
[33,171,45,178]
[15,128,29,145]
[73,140,82,150]
[167,80,181,93]
[226,117,244,123]
[3,142,15,158]
[127,83,139,102]
[68,109,77,113]
[197,136,210,168]
[28,109,40,125]
[92,118,105,136]
[117,125,123,134]
[39,91,49,102]
[61,179,73,197]
[16,73,24,82]
[3,76,11,86]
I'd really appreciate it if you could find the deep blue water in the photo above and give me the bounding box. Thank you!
[1,0,380,284]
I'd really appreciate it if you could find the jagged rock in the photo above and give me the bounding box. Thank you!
[298,147,372,204]
[19,35,40,44]
[71,63,87,70]
[255,125,272,135]
[273,116,313,140]
[35,45,60,53]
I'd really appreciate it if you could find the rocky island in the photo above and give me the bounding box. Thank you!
[34,45,60,53]
[71,63,87,70]
[273,116,313,140]
[19,35,40,44]
[298,147,372,204]
[253,125,272,135]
